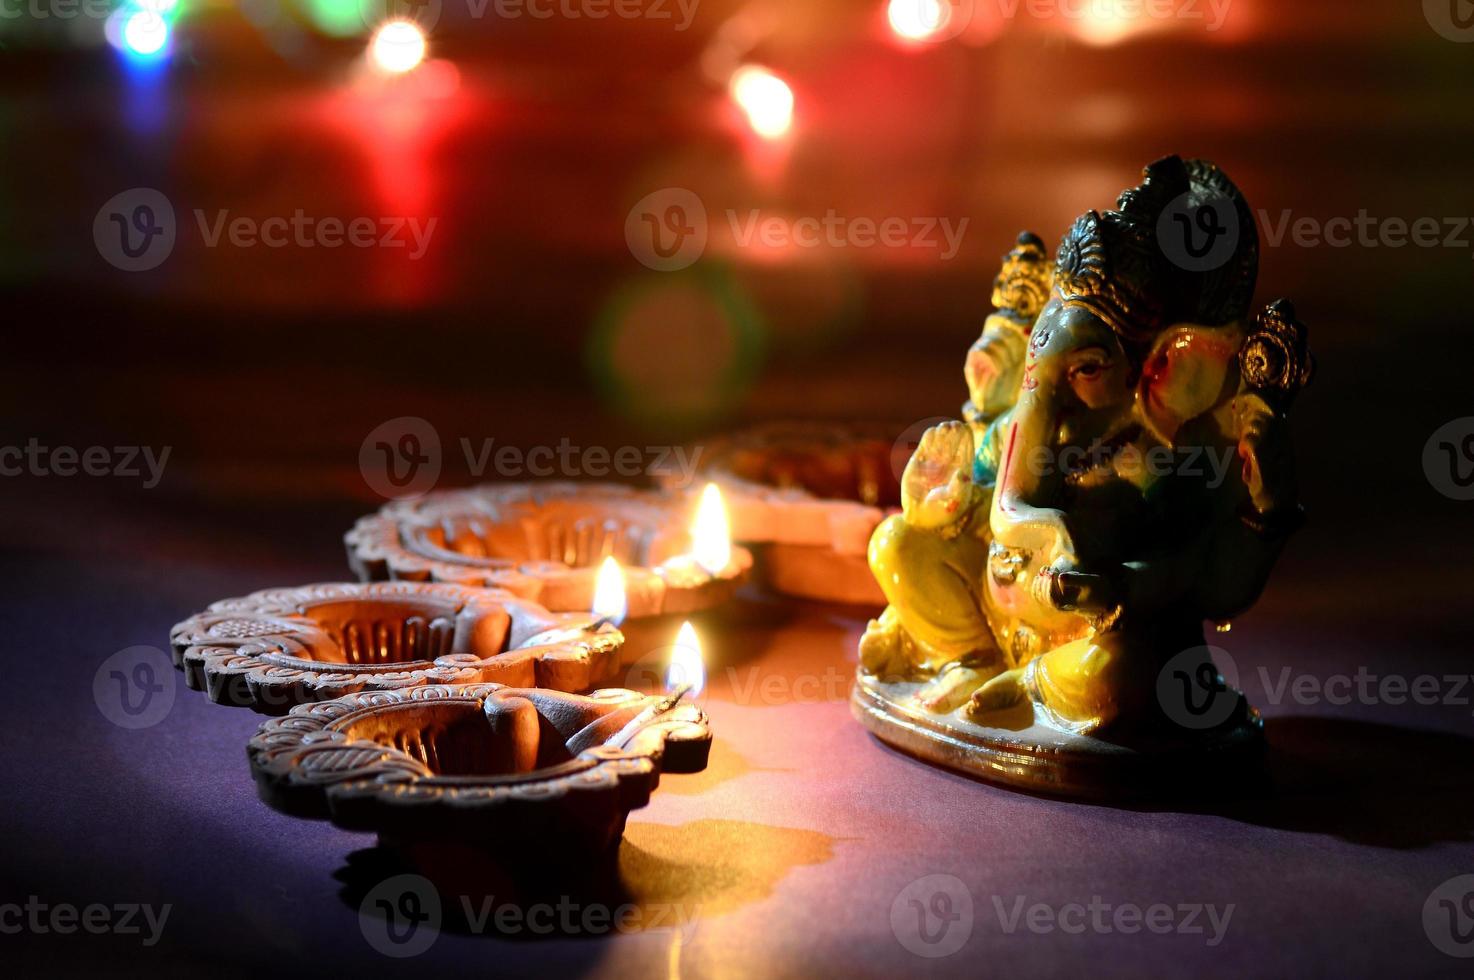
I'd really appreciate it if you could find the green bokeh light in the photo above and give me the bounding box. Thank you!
[304,0,364,37]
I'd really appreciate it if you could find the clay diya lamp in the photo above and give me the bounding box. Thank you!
[247,680,711,862]
[662,423,901,606]
[344,481,752,664]
[169,582,623,714]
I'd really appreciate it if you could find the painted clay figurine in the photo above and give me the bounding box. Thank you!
[854,157,1312,793]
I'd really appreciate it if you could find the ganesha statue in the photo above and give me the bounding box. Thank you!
[852,157,1313,796]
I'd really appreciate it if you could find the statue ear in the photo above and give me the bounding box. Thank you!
[1136,322,1244,443]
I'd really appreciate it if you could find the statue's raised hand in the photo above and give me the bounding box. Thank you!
[901,421,976,530]
[1234,393,1296,515]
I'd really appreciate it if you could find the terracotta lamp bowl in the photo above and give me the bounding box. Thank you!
[664,423,900,606]
[345,482,751,618]
[169,582,623,714]
[248,683,710,857]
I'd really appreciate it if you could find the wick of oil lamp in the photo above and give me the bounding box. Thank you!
[563,620,706,757]
[610,681,693,750]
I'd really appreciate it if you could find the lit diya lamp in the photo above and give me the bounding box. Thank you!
[657,424,900,606]
[580,483,741,662]
[168,582,625,711]
[248,626,711,863]
[346,482,752,638]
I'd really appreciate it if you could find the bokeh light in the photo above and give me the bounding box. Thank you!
[304,0,364,38]
[369,20,427,75]
[112,8,169,58]
[887,0,951,42]
[730,66,794,140]
[1071,8,1145,47]
[589,273,765,429]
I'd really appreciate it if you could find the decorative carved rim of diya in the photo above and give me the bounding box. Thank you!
[169,582,624,714]
[658,423,899,605]
[345,482,751,618]
[248,683,710,855]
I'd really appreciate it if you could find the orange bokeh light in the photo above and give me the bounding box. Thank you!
[730,65,795,140]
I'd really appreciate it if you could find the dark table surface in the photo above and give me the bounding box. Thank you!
[2,469,1472,978]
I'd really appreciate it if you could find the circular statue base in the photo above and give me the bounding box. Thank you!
[851,674,1264,800]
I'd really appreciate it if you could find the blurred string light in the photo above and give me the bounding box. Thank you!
[1072,7,1143,46]
[369,19,428,74]
[887,0,951,42]
[697,9,796,143]
[729,65,794,140]
[305,0,365,37]
[106,0,179,61]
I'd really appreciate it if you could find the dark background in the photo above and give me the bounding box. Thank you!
[3,1,1474,976]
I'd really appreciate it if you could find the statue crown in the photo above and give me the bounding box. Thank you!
[1052,155,1260,349]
